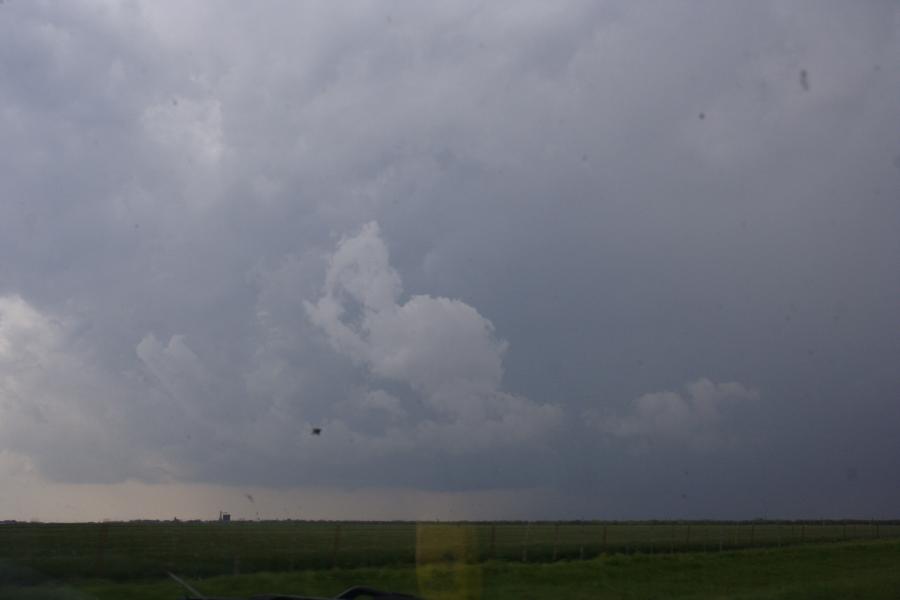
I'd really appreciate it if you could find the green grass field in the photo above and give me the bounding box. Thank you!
[2,520,896,581]
[3,539,900,599]
[2,521,899,599]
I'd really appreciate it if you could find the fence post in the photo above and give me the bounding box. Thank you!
[94,523,109,577]
[331,524,342,569]
[552,523,560,561]
[489,524,496,560]
[521,522,531,562]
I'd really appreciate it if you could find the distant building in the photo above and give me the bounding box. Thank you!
[219,511,231,523]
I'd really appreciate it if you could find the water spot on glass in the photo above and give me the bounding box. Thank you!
[799,69,810,92]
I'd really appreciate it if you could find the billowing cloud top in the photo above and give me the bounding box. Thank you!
[1,0,899,519]
[307,223,506,397]
[0,222,561,491]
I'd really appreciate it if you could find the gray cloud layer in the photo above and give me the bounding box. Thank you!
[1,0,899,518]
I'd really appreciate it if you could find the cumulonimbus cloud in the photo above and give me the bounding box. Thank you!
[305,222,561,448]
[0,223,562,488]
[0,295,174,483]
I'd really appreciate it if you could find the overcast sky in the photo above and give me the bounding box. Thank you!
[1,0,899,522]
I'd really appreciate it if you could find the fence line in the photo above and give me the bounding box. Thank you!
[2,520,899,581]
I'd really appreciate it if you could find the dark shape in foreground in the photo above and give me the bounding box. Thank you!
[312,427,322,436]
[170,572,421,600]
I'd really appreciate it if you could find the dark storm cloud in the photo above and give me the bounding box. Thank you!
[1,0,898,518]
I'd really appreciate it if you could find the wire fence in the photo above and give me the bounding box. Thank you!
[2,520,898,581]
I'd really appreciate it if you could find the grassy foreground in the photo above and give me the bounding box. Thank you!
[3,520,894,580]
[3,539,900,600]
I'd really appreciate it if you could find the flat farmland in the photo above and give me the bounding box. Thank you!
[4,539,900,600]
[2,520,898,582]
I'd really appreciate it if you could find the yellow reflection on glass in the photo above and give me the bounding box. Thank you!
[415,523,482,600]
